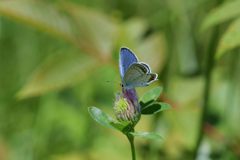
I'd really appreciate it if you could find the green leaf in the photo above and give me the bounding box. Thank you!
[141,102,171,115]
[0,1,75,42]
[140,100,154,110]
[216,18,240,59]
[88,107,131,132]
[140,86,163,104]
[110,121,131,133]
[88,107,115,130]
[201,0,240,31]
[63,3,117,58]
[0,1,117,58]
[17,52,97,99]
[130,131,163,140]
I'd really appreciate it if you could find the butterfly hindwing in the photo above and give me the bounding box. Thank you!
[123,63,158,88]
[119,47,138,79]
[139,62,151,73]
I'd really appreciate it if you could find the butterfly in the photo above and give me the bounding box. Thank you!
[119,47,158,89]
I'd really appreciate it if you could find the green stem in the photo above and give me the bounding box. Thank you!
[127,134,136,160]
[193,15,220,160]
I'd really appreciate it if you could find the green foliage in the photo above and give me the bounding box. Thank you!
[140,86,163,104]
[201,0,240,31]
[64,3,118,58]
[139,87,171,115]
[201,0,240,58]
[217,18,240,58]
[0,1,75,42]
[88,106,130,132]
[88,106,116,130]
[141,102,171,115]
[17,52,97,99]
[0,0,117,58]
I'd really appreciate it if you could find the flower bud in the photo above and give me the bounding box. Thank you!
[114,89,140,124]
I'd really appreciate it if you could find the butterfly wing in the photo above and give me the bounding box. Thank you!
[139,62,151,73]
[123,63,158,88]
[119,47,138,79]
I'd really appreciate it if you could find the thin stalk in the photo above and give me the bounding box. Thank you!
[193,21,220,159]
[127,134,136,160]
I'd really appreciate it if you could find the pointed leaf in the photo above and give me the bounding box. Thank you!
[17,53,97,99]
[130,131,163,140]
[0,1,75,42]
[88,107,115,130]
[140,86,163,104]
[88,107,131,132]
[110,121,131,133]
[216,18,240,58]
[63,3,117,58]
[158,102,172,111]
[201,0,240,31]
[141,102,171,115]
[0,1,117,58]
[140,100,154,109]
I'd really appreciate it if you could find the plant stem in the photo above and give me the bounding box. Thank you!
[127,134,136,160]
[193,16,220,160]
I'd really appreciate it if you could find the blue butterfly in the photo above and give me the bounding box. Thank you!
[119,47,158,89]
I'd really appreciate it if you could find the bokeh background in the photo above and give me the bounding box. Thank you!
[0,0,240,159]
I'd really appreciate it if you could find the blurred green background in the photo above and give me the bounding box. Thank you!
[0,0,240,159]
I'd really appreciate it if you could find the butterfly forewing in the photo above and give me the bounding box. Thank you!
[119,48,138,79]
